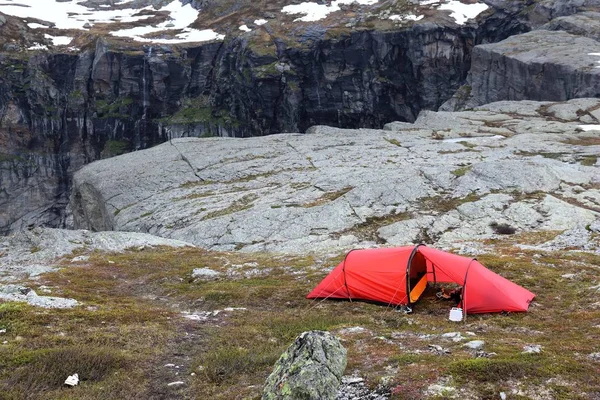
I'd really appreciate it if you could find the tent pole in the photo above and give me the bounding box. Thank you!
[462,259,477,323]
[342,249,356,302]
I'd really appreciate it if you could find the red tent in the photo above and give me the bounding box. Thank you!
[306,245,535,314]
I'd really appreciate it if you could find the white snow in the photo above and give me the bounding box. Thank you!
[1,0,225,44]
[27,43,48,51]
[27,23,48,29]
[578,125,600,131]
[438,1,489,25]
[110,1,225,44]
[239,24,251,32]
[0,0,154,30]
[421,0,440,5]
[44,34,72,46]
[282,0,379,22]
[389,14,424,22]
[589,53,600,68]
[254,19,268,25]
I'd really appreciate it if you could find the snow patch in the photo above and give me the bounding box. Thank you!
[0,0,154,30]
[578,125,600,131]
[44,34,73,46]
[438,0,489,25]
[27,23,48,29]
[589,53,600,68]
[27,43,48,50]
[239,24,251,32]
[254,19,268,25]
[110,1,224,44]
[389,14,424,22]
[282,0,379,22]
[2,0,225,44]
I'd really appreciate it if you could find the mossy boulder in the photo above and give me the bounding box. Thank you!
[262,331,347,400]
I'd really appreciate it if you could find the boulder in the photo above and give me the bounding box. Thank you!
[540,12,600,41]
[263,331,347,400]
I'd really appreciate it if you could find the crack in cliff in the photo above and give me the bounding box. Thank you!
[345,198,364,224]
[286,142,317,169]
[169,140,204,182]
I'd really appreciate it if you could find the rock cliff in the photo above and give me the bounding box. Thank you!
[70,98,600,254]
[0,0,496,234]
[1,0,599,235]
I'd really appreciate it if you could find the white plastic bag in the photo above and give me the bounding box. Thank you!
[64,373,79,387]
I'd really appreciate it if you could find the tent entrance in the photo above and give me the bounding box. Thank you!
[407,249,428,304]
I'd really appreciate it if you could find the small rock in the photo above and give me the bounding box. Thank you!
[339,326,368,335]
[441,332,464,342]
[476,350,496,358]
[167,381,185,386]
[500,392,507,400]
[164,363,176,367]
[71,255,89,263]
[191,267,220,280]
[561,273,576,279]
[464,340,485,350]
[0,329,6,334]
[588,352,600,361]
[344,377,364,384]
[428,344,451,354]
[522,345,542,354]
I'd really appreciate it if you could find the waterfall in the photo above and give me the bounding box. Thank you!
[142,46,152,121]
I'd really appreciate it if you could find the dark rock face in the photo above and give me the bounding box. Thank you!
[541,11,600,41]
[442,30,600,111]
[0,20,484,233]
[263,331,347,400]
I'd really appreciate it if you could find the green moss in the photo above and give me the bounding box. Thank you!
[94,96,134,119]
[101,140,131,158]
[201,194,258,220]
[164,96,239,128]
[384,137,402,147]
[449,356,538,383]
[0,153,22,162]
[451,166,472,177]
[580,156,597,166]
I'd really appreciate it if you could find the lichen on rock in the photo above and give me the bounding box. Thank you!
[263,330,347,400]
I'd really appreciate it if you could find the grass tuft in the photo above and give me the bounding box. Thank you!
[5,346,126,393]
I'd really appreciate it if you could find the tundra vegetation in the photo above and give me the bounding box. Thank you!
[1,231,600,399]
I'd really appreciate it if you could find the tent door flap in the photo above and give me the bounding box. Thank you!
[409,274,428,303]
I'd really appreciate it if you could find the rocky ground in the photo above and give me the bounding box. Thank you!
[70,98,600,254]
[1,233,599,399]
